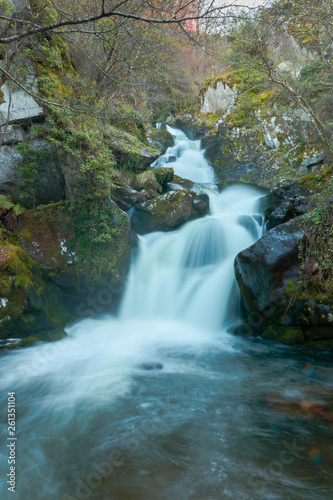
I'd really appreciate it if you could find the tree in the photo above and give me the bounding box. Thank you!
[223,0,333,155]
[0,0,241,120]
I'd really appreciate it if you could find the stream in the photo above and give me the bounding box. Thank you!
[0,126,332,500]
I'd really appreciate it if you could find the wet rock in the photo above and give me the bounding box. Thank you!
[131,189,209,235]
[112,184,146,212]
[234,215,333,345]
[266,201,294,230]
[140,362,163,371]
[147,127,174,154]
[135,167,174,194]
[167,175,210,206]
[235,216,304,322]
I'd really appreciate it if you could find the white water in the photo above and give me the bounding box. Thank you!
[0,127,332,500]
[153,125,216,185]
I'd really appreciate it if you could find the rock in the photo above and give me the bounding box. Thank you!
[147,127,174,154]
[234,216,333,345]
[0,139,66,208]
[235,217,304,321]
[112,184,146,212]
[135,167,174,194]
[260,186,312,230]
[131,189,209,234]
[0,125,26,145]
[0,233,71,341]
[14,201,136,318]
[266,201,294,230]
[0,84,45,127]
[140,362,163,371]
[300,153,325,170]
[200,80,237,116]
[167,175,210,205]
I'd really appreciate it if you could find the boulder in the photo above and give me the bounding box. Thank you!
[234,217,304,321]
[260,185,312,230]
[112,184,146,212]
[135,167,174,194]
[147,127,174,154]
[0,232,71,341]
[266,201,294,230]
[234,216,333,346]
[167,175,210,205]
[131,189,209,234]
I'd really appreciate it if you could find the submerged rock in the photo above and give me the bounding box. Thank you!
[140,362,163,371]
[131,189,209,234]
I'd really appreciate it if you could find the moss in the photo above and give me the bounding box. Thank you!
[0,232,71,340]
[262,324,305,345]
[148,128,174,153]
[136,171,162,193]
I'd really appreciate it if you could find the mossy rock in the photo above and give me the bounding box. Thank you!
[136,167,174,194]
[147,128,174,154]
[0,233,71,340]
[2,329,67,351]
[131,189,209,234]
[262,324,305,345]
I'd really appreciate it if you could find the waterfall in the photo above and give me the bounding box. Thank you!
[120,125,263,331]
[1,126,329,500]
[152,124,216,185]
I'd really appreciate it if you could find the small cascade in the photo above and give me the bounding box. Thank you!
[152,124,216,185]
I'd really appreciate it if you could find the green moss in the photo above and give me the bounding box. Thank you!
[262,324,304,345]
[136,171,162,193]
[0,233,71,340]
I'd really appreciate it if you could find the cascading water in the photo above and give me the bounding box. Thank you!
[0,127,332,500]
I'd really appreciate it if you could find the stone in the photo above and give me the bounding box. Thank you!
[131,189,209,234]
[0,139,66,208]
[200,81,237,116]
[0,125,26,145]
[300,153,326,170]
[0,84,44,127]
[147,127,174,154]
[266,201,294,230]
[140,362,163,371]
[234,215,333,344]
[234,216,304,323]
[112,184,146,212]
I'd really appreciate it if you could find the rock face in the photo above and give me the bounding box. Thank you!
[234,216,333,346]
[0,136,66,208]
[14,202,136,319]
[131,189,209,234]
[0,84,44,127]
[200,80,237,116]
[0,232,71,341]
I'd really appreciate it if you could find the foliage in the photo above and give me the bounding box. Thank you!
[16,142,52,208]
[297,203,333,298]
